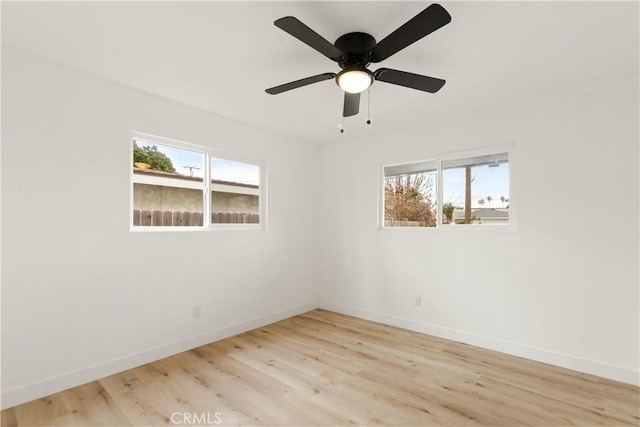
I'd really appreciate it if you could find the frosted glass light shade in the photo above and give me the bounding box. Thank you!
[337,69,373,94]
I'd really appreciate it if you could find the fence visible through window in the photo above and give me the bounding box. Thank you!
[133,210,259,226]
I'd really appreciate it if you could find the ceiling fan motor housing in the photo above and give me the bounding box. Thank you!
[334,32,377,69]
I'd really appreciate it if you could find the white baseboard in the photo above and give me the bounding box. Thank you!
[1,302,318,410]
[319,301,640,386]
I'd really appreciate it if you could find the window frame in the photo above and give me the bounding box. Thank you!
[130,132,266,232]
[379,144,515,231]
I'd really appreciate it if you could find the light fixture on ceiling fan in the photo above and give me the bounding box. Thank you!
[336,68,373,94]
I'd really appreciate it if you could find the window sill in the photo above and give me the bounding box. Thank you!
[378,223,515,232]
[130,224,265,232]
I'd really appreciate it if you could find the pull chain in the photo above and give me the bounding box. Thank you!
[366,88,372,125]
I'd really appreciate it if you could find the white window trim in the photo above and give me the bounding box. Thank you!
[379,143,515,231]
[130,131,266,232]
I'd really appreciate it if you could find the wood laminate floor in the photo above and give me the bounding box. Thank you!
[1,309,639,426]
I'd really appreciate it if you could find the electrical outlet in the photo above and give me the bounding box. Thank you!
[193,305,201,318]
[414,296,422,307]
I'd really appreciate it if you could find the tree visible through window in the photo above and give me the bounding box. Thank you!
[133,142,177,173]
[384,160,437,227]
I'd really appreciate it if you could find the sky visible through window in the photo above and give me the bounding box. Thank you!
[443,164,509,208]
[211,158,259,186]
[136,140,259,185]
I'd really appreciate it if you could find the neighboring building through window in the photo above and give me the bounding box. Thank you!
[131,136,263,229]
[382,148,510,228]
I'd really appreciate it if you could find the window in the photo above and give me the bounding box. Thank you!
[131,134,264,229]
[382,148,511,228]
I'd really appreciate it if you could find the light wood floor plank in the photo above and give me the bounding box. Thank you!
[2,309,638,426]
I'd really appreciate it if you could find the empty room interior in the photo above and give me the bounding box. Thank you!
[1,1,639,426]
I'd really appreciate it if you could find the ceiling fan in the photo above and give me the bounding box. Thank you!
[265,4,451,118]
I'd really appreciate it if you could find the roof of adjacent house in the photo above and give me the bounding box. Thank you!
[453,208,509,220]
[133,167,259,189]
[472,208,509,218]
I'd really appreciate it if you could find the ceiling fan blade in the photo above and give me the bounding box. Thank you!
[370,4,451,62]
[266,73,336,95]
[343,92,360,117]
[374,68,445,93]
[274,16,344,61]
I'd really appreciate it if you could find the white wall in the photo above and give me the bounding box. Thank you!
[1,49,320,408]
[318,75,639,385]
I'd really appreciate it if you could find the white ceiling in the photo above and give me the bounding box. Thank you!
[2,1,638,145]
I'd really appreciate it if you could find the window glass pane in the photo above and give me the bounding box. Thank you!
[132,140,204,226]
[210,158,260,224]
[384,160,437,227]
[442,153,509,225]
